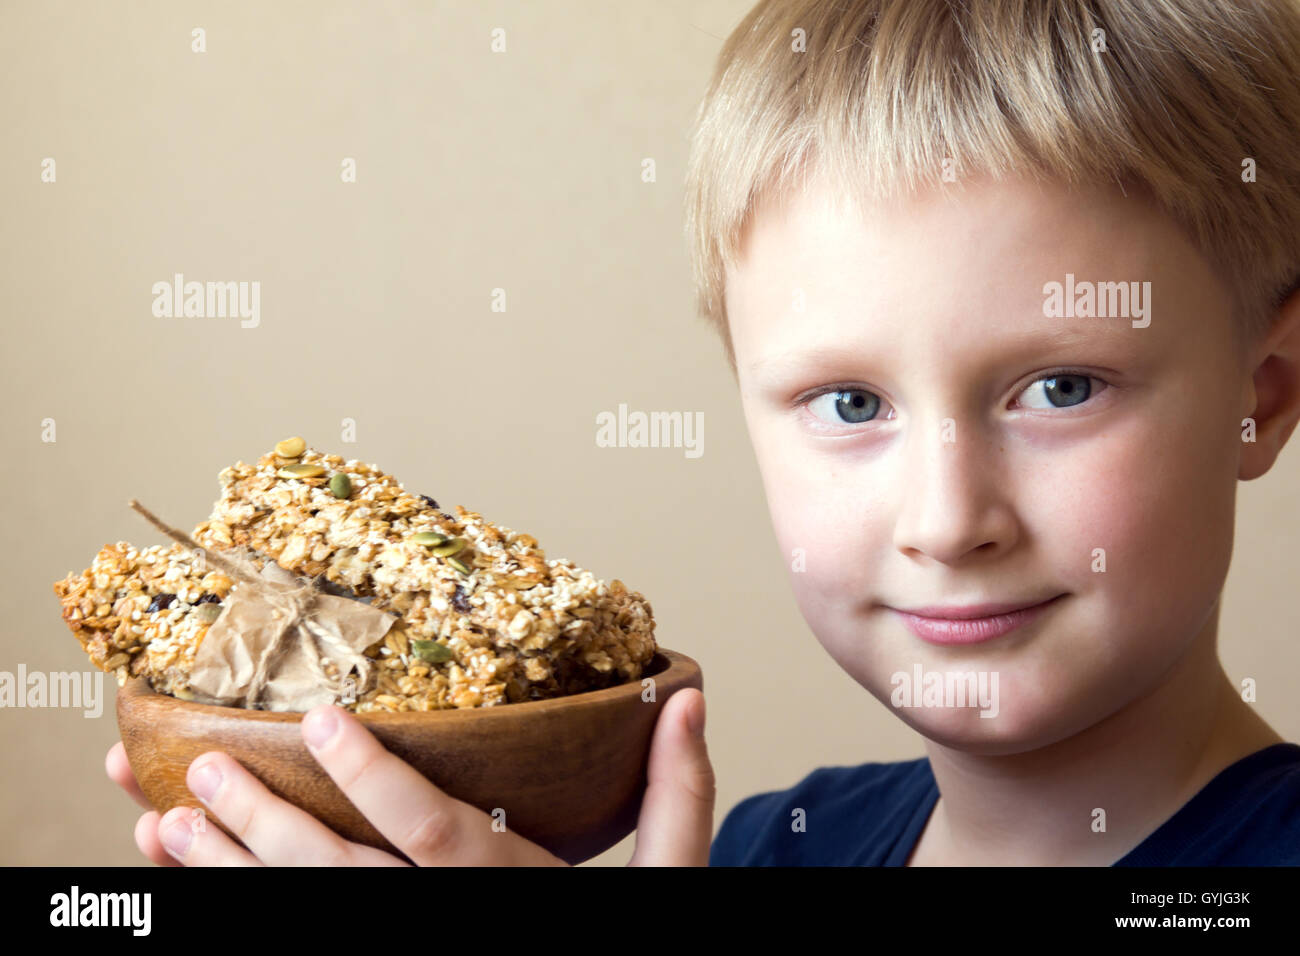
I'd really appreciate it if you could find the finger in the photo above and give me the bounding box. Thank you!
[107,741,154,811]
[184,751,407,866]
[627,688,716,866]
[154,805,263,866]
[133,811,182,867]
[301,704,564,866]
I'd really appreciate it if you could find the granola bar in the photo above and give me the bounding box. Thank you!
[52,541,235,699]
[189,446,657,712]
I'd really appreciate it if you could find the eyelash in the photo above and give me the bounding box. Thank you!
[795,368,1109,427]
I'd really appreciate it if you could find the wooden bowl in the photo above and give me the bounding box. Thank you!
[117,648,701,865]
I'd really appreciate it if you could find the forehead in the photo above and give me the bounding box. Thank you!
[725,174,1230,377]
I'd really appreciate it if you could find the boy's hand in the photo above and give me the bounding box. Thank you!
[106,687,713,866]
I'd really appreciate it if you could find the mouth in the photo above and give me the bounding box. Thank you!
[887,594,1066,646]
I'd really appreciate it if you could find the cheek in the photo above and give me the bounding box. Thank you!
[762,451,862,561]
[760,455,891,641]
[1052,407,1236,639]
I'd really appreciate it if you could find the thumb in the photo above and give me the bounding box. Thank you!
[627,688,716,866]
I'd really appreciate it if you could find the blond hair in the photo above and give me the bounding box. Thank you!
[683,0,1300,373]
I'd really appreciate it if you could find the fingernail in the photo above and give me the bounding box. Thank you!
[303,707,339,749]
[190,760,222,803]
[687,693,706,736]
[161,818,192,858]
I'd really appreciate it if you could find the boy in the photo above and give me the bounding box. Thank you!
[692,0,1300,865]
[109,0,1299,866]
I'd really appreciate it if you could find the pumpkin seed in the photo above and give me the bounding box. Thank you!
[278,463,326,479]
[195,603,222,624]
[432,537,466,557]
[329,472,352,499]
[275,436,306,458]
[411,531,449,547]
[447,556,471,575]
[411,639,454,663]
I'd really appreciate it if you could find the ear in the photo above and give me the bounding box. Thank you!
[1239,280,1300,481]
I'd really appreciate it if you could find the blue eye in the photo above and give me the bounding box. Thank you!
[807,389,886,424]
[1016,373,1101,410]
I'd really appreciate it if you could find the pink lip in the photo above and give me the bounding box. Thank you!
[889,594,1065,645]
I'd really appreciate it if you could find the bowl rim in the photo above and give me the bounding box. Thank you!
[118,647,698,724]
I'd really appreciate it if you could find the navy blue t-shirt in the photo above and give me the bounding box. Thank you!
[709,742,1300,865]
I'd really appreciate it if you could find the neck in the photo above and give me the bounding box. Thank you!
[916,600,1283,865]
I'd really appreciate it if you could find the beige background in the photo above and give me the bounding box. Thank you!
[2,1,1297,866]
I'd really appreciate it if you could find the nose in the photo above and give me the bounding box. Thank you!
[891,416,1019,564]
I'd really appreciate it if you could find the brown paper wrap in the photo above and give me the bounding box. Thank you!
[128,499,397,712]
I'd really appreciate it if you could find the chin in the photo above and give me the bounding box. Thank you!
[890,697,1077,755]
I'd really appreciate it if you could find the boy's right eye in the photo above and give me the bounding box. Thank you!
[805,388,893,426]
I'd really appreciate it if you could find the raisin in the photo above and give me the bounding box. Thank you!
[451,585,471,613]
[196,593,222,605]
[419,495,439,509]
[147,593,176,613]
[440,512,455,522]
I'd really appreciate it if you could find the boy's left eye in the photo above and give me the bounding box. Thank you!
[1014,372,1107,410]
